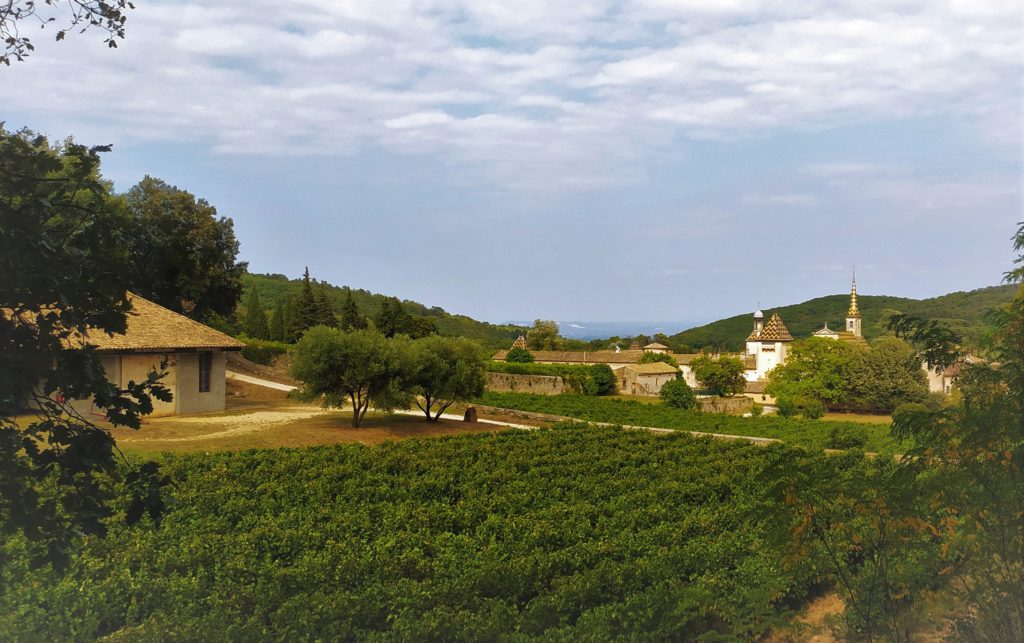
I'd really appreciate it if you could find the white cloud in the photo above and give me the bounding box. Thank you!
[1,0,1020,189]
[740,193,818,206]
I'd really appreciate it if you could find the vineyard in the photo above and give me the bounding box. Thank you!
[476,392,901,453]
[0,425,868,640]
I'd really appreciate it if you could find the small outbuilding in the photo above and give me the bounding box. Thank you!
[620,362,679,396]
[70,293,245,417]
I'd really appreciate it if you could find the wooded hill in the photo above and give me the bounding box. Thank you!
[242,273,526,349]
[669,284,1017,352]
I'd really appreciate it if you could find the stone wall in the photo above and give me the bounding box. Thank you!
[485,372,565,395]
[697,396,753,415]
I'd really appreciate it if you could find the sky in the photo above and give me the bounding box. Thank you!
[3,0,1022,327]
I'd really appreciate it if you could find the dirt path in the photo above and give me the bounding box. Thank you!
[226,370,298,392]
[127,408,327,442]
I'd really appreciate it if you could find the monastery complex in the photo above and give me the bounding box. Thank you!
[495,277,870,400]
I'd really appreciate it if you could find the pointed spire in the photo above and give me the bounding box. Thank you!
[847,270,861,318]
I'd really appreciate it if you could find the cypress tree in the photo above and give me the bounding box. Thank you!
[375,297,396,337]
[269,306,285,341]
[341,289,367,331]
[314,282,337,327]
[243,287,270,339]
[284,294,301,342]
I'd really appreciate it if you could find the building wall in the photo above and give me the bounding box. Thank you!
[485,372,565,395]
[120,353,179,416]
[65,350,228,418]
[679,365,699,388]
[174,351,228,414]
[621,370,676,396]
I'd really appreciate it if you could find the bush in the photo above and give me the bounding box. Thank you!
[239,336,289,365]
[590,364,618,396]
[826,426,867,450]
[776,397,798,418]
[505,347,534,363]
[801,398,826,420]
[660,378,697,410]
[639,352,678,367]
[750,404,764,417]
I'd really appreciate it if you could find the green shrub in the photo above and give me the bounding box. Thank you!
[776,397,798,418]
[660,378,697,410]
[801,398,826,420]
[590,364,618,396]
[505,347,534,363]
[750,404,764,417]
[239,336,289,365]
[827,426,867,449]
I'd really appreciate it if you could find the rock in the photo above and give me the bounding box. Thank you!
[463,407,478,423]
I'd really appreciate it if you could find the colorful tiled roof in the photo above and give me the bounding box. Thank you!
[511,335,526,350]
[755,314,793,342]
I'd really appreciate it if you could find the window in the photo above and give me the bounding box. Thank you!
[199,352,213,393]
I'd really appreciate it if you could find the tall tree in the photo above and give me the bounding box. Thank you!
[340,289,367,331]
[243,287,270,340]
[313,282,337,328]
[0,128,170,568]
[123,176,246,322]
[767,337,862,408]
[268,306,286,342]
[847,336,927,412]
[376,297,415,338]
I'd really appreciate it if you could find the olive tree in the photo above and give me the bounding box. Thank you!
[408,336,486,421]
[292,327,412,427]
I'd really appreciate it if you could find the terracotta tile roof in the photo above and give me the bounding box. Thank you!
[84,293,245,352]
[757,315,794,344]
[624,362,680,375]
[643,342,670,350]
[491,348,643,364]
[744,380,767,394]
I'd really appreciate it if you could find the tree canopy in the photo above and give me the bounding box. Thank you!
[0,128,170,568]
[291,328,412,427]
[123,176,246,322]
[691,355,746,397]
[767,336,926,412]
[526,319,562,351]
[407,336,486,421]
[0,0,133,65]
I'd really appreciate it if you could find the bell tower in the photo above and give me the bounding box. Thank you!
[846,272,862,338]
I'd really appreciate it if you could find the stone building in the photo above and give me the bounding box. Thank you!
[67,293,244,417]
